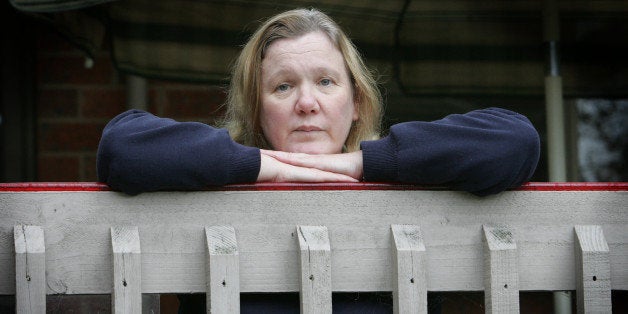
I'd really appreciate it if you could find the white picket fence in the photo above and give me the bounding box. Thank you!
[0,182,626,313]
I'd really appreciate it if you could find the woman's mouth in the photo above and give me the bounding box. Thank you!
[295,125,322,132]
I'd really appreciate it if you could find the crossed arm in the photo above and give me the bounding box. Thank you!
[98,108,540,195]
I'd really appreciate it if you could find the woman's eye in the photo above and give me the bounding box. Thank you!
[276,84,290,92]
[320,78,332,86]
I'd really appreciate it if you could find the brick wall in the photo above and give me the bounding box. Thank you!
[35,26,226,182]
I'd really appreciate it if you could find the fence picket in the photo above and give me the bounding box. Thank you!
[205,226,240,313]
[574,225,612,313]
[111,226,142,314]
[14,225,46,314]
[391,224,427,314]
[297,225,332,314]
[483,225,519,313]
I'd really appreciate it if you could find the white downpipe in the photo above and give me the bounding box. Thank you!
[544,0,567,182]
[544,1,571,313]
[545,74,567,181]
[126,75,148,111]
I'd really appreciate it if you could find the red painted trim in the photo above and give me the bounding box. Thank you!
[0,182,111,192]
[516,182,628,191]
[0,182,626,192]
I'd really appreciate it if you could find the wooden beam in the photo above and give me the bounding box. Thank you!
[205,226,239,313]
[391,224,427,314]
[574,225,611,313]
[297,225,331,314]
[14,225,45,314]
[111,226,141,314]
[483,225,519,313]
[1,189,626,294]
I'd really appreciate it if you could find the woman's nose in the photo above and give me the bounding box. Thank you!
[295,87,319,114]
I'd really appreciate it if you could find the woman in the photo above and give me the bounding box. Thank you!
[97,8,540,196]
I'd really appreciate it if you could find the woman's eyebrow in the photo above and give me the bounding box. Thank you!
[263,64,344,81]
[263,68,291,81]
[311,66,343,78]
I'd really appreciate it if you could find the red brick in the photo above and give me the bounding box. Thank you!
[163,88,226,118]
[37,89,78,117]
[82,88,127,118]
[37,55,115,85]
[38,122,105,152]
[38,156,80,181]
[147,89,160,113]
[35,25,79,52]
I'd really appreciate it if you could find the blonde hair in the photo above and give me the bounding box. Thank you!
[221,8,382,152]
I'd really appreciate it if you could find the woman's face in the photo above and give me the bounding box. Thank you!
[260,31,358,154]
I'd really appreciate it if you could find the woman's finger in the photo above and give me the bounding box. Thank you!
[258,154,358,183]
[261,150,363,179]
[281,165,358,182]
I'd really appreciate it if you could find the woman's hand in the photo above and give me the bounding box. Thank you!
[257,153,359,182]
[259,150,363,181]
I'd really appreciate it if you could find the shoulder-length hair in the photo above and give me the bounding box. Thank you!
[221,8,382,152]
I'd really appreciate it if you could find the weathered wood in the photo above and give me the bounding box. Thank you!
[0,190,627,294]
[574,225,611,314]
[14,225,45,314]
[111,226,141,314]
[483,225,519,313]
[205,226,239,314]
[390,224,427,314]
[297,225,331,314]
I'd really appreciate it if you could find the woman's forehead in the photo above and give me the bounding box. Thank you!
[262,32,346,75]
[265,32,339,58]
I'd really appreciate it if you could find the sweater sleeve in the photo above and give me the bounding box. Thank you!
[97,110,260,195]
[360,108,540,196]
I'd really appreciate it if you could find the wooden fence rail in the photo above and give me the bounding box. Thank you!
[1,182,626,313]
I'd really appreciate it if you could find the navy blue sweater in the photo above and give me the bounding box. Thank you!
[97,108,539,195]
